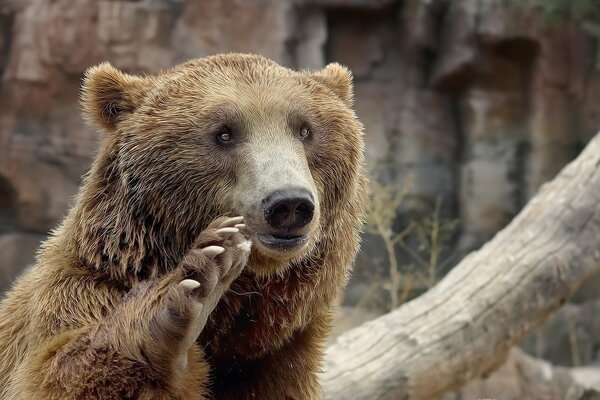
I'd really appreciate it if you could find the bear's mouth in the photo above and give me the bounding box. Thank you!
[256,234,309,252]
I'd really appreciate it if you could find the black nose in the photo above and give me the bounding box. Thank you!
[263,188,315,233]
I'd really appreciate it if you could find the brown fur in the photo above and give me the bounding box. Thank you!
[0,54,367,399]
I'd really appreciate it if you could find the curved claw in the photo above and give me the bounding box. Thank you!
[216,227,239,236]
[219,216,244,228]
[202,246,225,258]
[179,279,201,292]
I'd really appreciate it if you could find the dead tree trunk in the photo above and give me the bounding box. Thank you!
[323,133,600,399]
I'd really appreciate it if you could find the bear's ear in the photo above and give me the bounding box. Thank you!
[81,62,153,132]
[311,63,354,106]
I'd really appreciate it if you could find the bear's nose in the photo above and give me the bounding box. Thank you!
[263,188,315,234]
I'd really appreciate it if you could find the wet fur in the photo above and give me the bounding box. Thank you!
[0,54,367,399]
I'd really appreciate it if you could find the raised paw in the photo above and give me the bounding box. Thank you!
[150,216,251,370]
[162,216,251,351]
[179,215,251,295]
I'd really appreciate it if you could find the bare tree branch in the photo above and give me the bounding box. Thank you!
[324,133,600,399]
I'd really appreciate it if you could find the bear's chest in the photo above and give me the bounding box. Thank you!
[199,266,318,361]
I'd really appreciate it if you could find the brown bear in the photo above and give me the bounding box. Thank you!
[0,53,367,399]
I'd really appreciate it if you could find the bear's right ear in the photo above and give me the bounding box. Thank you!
[81,62,153,132]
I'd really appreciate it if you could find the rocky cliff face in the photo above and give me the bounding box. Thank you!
[1,0,599,294]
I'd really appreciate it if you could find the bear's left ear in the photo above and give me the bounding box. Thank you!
[311,63,354,106]
[81,62,154,133]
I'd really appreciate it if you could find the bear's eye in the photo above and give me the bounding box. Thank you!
[216,126,234,146]
[298,125,312,140]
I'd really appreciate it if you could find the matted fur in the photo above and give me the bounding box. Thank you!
[0,53,367,399]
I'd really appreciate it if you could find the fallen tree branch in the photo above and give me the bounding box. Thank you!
[324,132,600,399]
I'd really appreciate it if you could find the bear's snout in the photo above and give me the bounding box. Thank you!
[233,137,320,265]
[263,188,315,233]
[250,187,317,256]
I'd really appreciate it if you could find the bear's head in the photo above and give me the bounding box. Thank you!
[79,54,365,277]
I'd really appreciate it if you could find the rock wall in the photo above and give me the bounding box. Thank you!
[1,0,600,294]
